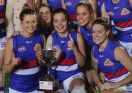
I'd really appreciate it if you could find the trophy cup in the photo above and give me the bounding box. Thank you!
[39,49,59,92]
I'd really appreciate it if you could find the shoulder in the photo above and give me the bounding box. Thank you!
[114,46,127,60]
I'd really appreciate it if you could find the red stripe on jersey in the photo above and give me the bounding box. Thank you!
[115,20,132,28]
[59,58,76,65]
[18,60,39,68]
[69,15,76,21]
[104,68,128,79]
[0,13,4,18]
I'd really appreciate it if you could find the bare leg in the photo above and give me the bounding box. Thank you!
[0,50,4,91]
[101,89,126,93]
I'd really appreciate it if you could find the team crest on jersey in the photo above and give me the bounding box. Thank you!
[65,1,72,6]
[104,59,114,66]
[0,0,4,5]
[121,8,130,15]
[18,46,26,53]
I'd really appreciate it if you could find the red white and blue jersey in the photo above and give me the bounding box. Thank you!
[64,0,80,21]
[51,31,82,82]
[104,0,132,42]
[48,0,62,9]
[10,34,44,92]
[0,0,6,38]
[93,40,129,82]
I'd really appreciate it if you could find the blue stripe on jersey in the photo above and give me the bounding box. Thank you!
[10,72,40,92]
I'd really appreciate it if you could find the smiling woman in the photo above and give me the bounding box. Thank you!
[3,9,46,93]
[91,18,132,93]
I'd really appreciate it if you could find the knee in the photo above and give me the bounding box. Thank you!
[71,84,87,93]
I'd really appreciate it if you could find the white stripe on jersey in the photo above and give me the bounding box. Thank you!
[51,64,78,72]
[14,67,40,75]
[105,72,130,82]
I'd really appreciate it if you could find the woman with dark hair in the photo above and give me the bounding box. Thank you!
[3,9,46,93]
[92,18,132,93]
[37,3,53,38]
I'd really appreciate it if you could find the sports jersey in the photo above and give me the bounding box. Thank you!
[104,0,132,42]
[0,0,6,38]
[10,34,44,92]
[93,40,129,82]
[64,0,80,21]
[80,26,94,68]
[50,31,82,82]
[80,26,93,47]
[97,0,104,16]
[48,0,62,9]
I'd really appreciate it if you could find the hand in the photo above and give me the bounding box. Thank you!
[34,43,42,61]
[100,82,119,90]
[67,34,76,51]
[11,58,21,67]
[53,46,62,59]
[11,31,20,36]
[26,0,39,9]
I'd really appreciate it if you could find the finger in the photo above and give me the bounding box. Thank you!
[69,34,73,42]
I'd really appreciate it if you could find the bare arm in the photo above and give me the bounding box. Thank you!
[3,38,20,73]
[129,0,132,7]
[114,46,132,87]
[6,0,14,38]
[61,0,66,9]
[101,3,109,18]
[91,55,103,89]
[41,0,48,3]
[67,33,86,67]
[101,47,132,90]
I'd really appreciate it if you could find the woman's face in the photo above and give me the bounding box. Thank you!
[53,12,68,33]
[21,14,37,34]
[92,24,109,45]
[76,5,91,26]
[39,7,52,25]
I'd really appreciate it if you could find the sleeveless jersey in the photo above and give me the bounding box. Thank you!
[0,0,6,38]
[93,40,129,82]
[80,26,93,47]
[51,31,82,82]
[98,0,104,16]
[104,0,132,42]
[10,34,44,92]
[48,0,62,9]
[64,0,80,21]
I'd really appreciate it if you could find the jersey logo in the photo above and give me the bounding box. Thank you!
[18,46,26,53]
[104,59,114,66]
[121,8,130,15]
[65,1,72,6]
[0,0,4,5]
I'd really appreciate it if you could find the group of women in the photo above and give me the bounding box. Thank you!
[0,0,132,93]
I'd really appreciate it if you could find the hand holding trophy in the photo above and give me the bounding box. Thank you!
[38,46,62,92]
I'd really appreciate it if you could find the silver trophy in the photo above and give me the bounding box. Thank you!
[39,49,60,92]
